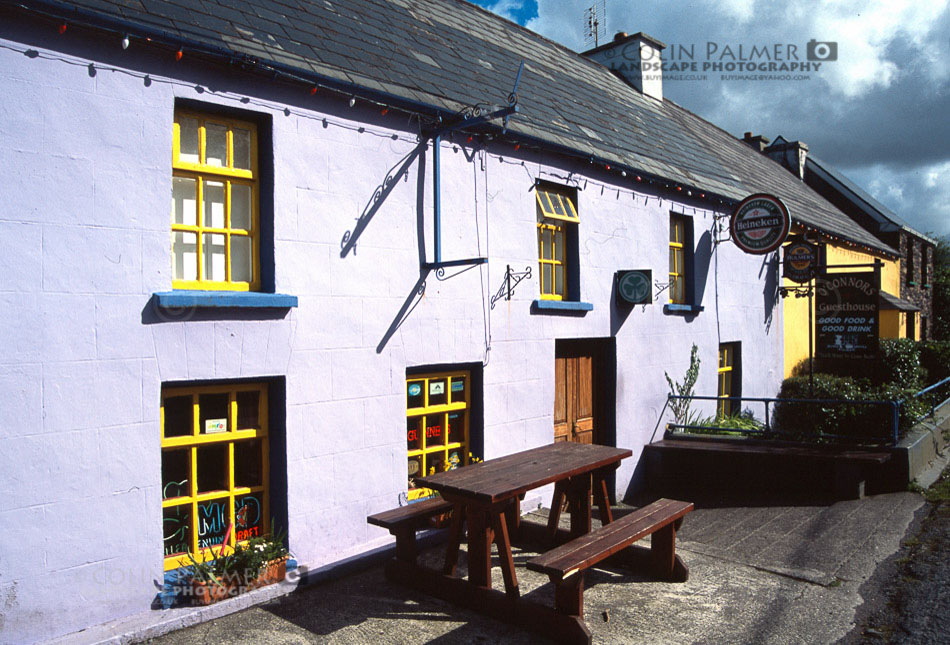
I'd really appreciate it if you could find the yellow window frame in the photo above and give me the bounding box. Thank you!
[717,345,734,417]
[172,110,260,291]
[161,383,269,571]
[406,372,470,501]
[538,221,566,300]
[669,215,686,304]
[535,187,579,223]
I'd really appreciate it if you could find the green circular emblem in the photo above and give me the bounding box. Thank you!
[618,271,650,304]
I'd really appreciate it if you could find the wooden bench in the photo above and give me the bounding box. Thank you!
[367,496,455,564]
[526,498,693,623]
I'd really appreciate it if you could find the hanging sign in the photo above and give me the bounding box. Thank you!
[815,271,879,360]
[730,193,791,255]
[783,241,818,283]
[615,270,652,305]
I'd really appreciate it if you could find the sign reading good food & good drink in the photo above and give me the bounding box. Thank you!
[815,271,879,360]
[730,193,791,255]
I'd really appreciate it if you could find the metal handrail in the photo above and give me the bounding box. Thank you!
[667,394,901,445]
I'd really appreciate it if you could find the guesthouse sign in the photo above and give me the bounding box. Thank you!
[730,193,791,255]
[815,271,879,360]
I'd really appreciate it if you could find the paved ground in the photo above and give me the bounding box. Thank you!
[142,489,928,645]
[842,466,950,644]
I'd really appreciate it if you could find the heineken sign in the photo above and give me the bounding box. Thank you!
[730,193,791,255]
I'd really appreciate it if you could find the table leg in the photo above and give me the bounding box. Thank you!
[567,475,591,539]
[491,506,520,598]
[547,480,567,541]
[467,507,494,589]
[443,503,466,576]
[505,496,521,541]
[593,470,613,525]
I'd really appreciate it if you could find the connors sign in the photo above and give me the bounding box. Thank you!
[730,193,791,254]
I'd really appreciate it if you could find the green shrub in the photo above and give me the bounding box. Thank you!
[919,340,950,384]
[773,373,920,442]
[877,338,923,387]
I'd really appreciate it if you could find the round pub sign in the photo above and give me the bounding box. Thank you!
[730,193,791,255]
[783,240,818,283]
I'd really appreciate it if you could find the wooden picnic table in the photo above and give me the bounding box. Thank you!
[415,441,631,599]
[371,442,695,644]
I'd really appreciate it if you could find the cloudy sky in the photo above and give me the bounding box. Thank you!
[473,0,950,240]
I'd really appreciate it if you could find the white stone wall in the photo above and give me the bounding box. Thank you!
[0,17,782,643]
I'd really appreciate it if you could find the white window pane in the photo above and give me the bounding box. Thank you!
[233,128,251,170]
[203,181,226,228]
[203,233,226,281]
[206,123,227,167]
[542,264,552,294]
[554,230,564,261]
[542,228,552,260]
[555,265,564,295]
[172,177,196,225]
[179,118,199,164]
[230,184,251,230]
[231,236,252,282]
[173,231,197,281]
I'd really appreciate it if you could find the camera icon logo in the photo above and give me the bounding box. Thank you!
[807,39,837,61]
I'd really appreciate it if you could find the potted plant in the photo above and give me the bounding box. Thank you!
[187,528,289,605]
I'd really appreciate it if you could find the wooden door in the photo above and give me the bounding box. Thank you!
[554,353,595,444]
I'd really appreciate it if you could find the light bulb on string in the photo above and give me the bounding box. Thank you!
[122,34,130,49]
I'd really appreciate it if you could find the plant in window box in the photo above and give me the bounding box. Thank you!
[187,528,289,605]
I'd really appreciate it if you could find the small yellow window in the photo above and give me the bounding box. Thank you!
[172,111,259,291]
[717,344,737,417]
[406,372,470,501]
[537,185,577,300]
[161,383,269,570]
[669,214,686,304]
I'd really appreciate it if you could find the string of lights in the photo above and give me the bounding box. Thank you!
[15,11,897,261]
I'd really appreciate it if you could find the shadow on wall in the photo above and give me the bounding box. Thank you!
[376,142,430,353]
[762,253,779,332]
[693,229,713,306]
[340,141,427,259]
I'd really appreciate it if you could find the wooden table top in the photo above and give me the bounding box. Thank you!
[415,442,631,505]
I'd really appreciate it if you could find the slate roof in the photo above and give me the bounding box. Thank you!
[806,153,935,244]
[11,0,895,254]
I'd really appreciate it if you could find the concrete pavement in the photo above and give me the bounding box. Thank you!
[135,489,926,645]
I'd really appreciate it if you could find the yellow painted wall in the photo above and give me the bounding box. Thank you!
[782,232,901,377]
[880,310,902,339]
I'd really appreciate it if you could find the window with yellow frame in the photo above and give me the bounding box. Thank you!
[669,214,687,304]
[406,372,470,501]
[161,383,269,570]
[717,343,739,417]
[172,110,259,291]
[536,185,578,300]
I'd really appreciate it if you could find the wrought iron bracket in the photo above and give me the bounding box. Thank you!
[490,264,532,309]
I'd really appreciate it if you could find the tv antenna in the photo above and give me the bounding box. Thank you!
[584,1,606,49]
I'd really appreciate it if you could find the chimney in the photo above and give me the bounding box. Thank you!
[764,137,809,180]
[742,132,770,152]
[582,31,667,101]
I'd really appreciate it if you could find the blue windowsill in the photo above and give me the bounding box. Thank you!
[532,299,594,312]
[664,303,704,315]
[154,291,298,309]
